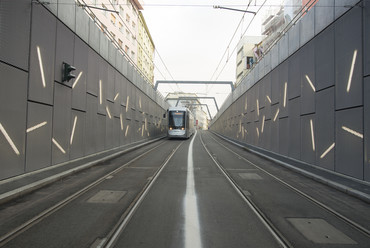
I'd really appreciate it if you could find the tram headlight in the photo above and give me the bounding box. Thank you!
[181,127,184,130]
[169,127,172,130]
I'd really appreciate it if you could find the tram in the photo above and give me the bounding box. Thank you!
[167,107,195,139]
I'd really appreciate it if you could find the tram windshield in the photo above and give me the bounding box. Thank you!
[169,111,185,129]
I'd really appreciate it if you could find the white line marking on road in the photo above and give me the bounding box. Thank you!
[184,131,202,248]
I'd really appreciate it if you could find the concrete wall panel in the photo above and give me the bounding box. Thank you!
[288,51,301,99]
[279,61,289,118]
[98,59,108,115]
[26,102,53,172]
[315,25,335,91]
[289,97,301,160]
[300,6,314,46]
[301,114,316,165]
[55,21,75,85]
[335,0,360,19]
[300,41,315,115]
[288,23,300,56]
[0,63,28,179]
[0,0,31,71]
[105,103,114,150]
[279,117,289,156]
[316,88,335,170]
[75,5,89,43]
[335,107,363,179]
[108,42,116,67]
[314,0,334,35]
[335,7,362,110]
[88,19,100,52]
[100,33,109,61]
[271,45,279,70]
[29,5,56,105]
[270,104,279,153]
[271,68,279,104]
[57,0,75,31]
[97,114,106,152]
[279,34,288,63]
[87,48,99,95]
[364,0,370,77]
[85,94,98,155]
[365,77,370,181]
[107,65,115,102]
[72,37,88,111]
[52,84,72,165]
[70,110,85,160]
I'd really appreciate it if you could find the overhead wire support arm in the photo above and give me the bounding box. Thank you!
[78,4,119,14]
[213,5,256,15]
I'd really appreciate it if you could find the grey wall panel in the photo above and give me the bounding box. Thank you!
[271,68,279,104]
[0,0,30,71]
[288,23,300,56]
[258,78,266,109]
[300,41,315,115]
[301,114,316,165]
[364,0,370,77]
[315,25,334,91]
[105,105,114,150]
[108,42,116,67]
[97,114,106,152]
[125,83,132,120]
[127,62,134,82]
[120,75,128,107]
[55,21,75,85]
[300,6,314,46]
[122,56,128,77]
[271,45,279,70]
[315,0,334,35]
[72,37,88,111]
[335,107,363,179]
[288,97,301,160]
[264,74,272,120]
[335,0,360,19]
[116,51,123,74]
[26,102,53,172]
[57,0,75,31]
[107,65,115,102]
[52,83,71,165]
[100,33,109,61]
[316,87,335,170]
[85,94,97,155]
[288,51,301,99]
[270,104,279,153]
[98,58,108,115]
[113,71,121,117]
[113,117,120,148]
[335,7,362,110]
[44,0,57,15]
[88,19,100,52]
[28,5,56,105]
[279,34,288,64]
[75,5,89,43]
[279,61,289,118]
[365,77,370,181]
[279,117,289,156]
[87,47,99,95]
[0,63,27,179]
[264,52,271,75]
[70,110,85,160]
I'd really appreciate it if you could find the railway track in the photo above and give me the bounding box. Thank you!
[0,140,178,247]
[200,131,370,247]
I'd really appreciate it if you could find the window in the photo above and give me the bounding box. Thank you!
[119,22,123,32]
[125,45,129,54]
[118,39,123,48]
[111,14,116,25]
[131,51,135,60]
[126,14,130,22]
[102,4,108,17]
[126,29,130,39]
[110,32,116,40]
[119,6,124,16]
[132,21,136,28]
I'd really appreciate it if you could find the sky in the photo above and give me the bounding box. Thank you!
[141,0,271,118]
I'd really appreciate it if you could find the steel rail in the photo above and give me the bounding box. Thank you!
[0,140,168,246]
[207,132,370,238]
[103,141,184,248]
[199,132,292,248]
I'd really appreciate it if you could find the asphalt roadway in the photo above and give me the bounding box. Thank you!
[1,131,370,247]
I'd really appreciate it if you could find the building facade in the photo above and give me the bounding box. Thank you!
[138,11,155,85]
[84,0,154,84]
